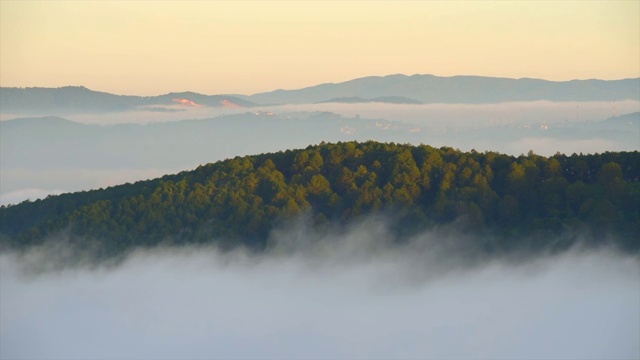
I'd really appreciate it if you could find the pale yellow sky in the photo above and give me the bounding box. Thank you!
[1,1,638,95]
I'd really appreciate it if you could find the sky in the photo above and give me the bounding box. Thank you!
[1,1,639,95]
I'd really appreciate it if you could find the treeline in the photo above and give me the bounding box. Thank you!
[1,141,638,255]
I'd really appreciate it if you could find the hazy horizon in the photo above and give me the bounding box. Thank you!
[1,1,638,95]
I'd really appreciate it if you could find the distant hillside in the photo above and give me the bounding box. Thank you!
[2,111,638,200]
[1,141,638,256]
[244,74,640,105]
[0,86,257,114]
[601,112,640,126]
[0,112,423,171]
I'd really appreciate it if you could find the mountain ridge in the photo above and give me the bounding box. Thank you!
[243,73,640,104]
[0,86,258,114]
[2,74,638,113]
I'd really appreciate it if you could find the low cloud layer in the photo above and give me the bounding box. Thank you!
[269,100,640,127]
[3,100,637,127]
[1,220,638,360]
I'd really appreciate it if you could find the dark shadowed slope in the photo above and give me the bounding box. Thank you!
[1,141,638,257]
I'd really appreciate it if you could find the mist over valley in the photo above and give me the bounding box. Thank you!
[2,225,638,360]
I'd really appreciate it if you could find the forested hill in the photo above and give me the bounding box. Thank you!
[1,142,638,256]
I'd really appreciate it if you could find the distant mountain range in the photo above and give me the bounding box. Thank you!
[243,74,640,105]
[0,86,257,114]
[1,74,638,113]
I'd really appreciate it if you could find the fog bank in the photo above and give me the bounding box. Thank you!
[267,100,640,127]
[3,100,636,126]
[1,224,638,360]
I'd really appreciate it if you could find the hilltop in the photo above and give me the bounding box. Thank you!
[1,141,638,257]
